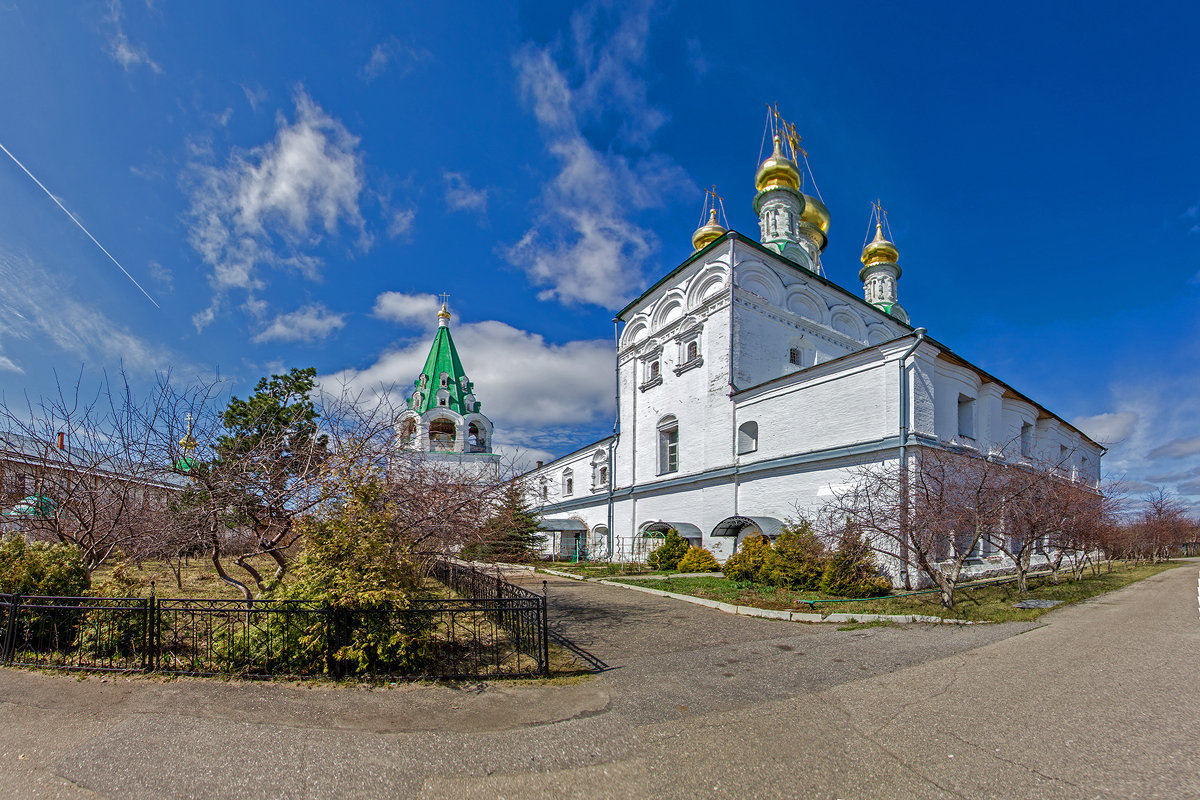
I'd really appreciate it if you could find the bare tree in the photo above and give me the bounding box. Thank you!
[0,370,186,572]
[823,444,1083,607]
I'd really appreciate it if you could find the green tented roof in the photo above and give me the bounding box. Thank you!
[409,323,480,415]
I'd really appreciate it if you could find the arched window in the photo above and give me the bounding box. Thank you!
[737,421,758,454]
[539,479,548,500]
[686,340,699,362]
[562,469,574,496]
[399,419,417,445]
[1020,422,1033,457]
[467,422,486,452]
[591,449,608,490]
[658,416,679,475]
[428,418,456,451]
[439,372,449,388]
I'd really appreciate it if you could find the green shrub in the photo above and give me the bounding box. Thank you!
[763,520,826,590]
[0,537,89,597]
[820,529,892,598]
[647,531,689,571]
[676,546,720,572]
[722,534,772,583]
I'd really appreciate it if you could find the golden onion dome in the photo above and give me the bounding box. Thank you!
[801,193,830,235]
[691,208,727,251]
[754,135,801,192]
[178,433,197,452]
[437,301,451,322]
[861,222,899,267]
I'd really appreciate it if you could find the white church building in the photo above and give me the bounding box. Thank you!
[521,125,1103,576]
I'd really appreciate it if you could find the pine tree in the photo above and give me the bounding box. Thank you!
[465,480,545,562]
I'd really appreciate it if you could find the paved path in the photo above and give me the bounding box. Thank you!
[0,565,1196,799]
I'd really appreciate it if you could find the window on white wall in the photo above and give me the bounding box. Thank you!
[957,395,976,440]
[1020,422,1033,457]
[685,340,699,363]
[658,416,679,475]
[737,421,758,454]
[562,469,573,496]
[789,347,803,366]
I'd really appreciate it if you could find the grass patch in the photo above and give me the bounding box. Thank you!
[611,561,1185,623]
[541,562,664,579]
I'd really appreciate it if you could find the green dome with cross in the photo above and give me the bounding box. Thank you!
[408,299,481,416]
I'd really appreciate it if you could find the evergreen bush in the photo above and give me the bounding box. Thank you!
[646,530,689,571]
[763,520,826,590]
[820,529,892,598]
[0,537,89,597]
[676,546,720,572]
[722,533,772,583]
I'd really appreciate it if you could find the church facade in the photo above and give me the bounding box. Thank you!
[522,128,1103,578]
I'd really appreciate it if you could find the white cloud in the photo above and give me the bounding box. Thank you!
[1148,436,1200,460]
[0,247,176,374]
[508,5,693,309]
[105,0,162,74]
[1080,374,1200,514]
[387,208,416,239]
[443,172,489,214]
[147,260,173,293]
[240,83,268,112]
[1072,411,1138,445]
[359,38,430,82]
[185,88,367,330]
[252,304,346,344]
[323,293,614,454]
[372,291,440,327]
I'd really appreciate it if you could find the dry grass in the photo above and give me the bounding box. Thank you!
[90,555,288,599]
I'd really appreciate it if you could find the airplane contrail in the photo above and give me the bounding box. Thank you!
[0,140,159,309]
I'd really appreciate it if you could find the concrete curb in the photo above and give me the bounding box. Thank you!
[594,578,977,625]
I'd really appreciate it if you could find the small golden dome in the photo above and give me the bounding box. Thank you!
[437,302,451,321]
[861,222,899,267]
[178,433,197,452]
[755,135,801,192]
[691,208,727,251]
[801,193,830,235]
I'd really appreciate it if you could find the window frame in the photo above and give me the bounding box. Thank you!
[657,416,680,475]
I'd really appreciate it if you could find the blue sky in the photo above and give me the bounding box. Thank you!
[1,1,1198,508]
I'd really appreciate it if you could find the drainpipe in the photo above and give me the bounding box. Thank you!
[608,318,620,560]
[728,234,739,530]
[898,327,927,590]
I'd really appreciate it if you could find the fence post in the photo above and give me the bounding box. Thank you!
[540,580,549,677]
[1,594,19,663]
[144,582,156,672]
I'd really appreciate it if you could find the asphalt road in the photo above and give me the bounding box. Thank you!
[0,564,1196,799]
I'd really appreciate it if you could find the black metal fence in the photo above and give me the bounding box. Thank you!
[0,562,549,679]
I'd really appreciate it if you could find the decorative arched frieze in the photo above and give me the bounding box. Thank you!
[829,307,866,341]
[685,263,729,310]
[866,325,891,345]
[619,315,649,349]
[784,286,826,324]
[736,262,784,306]
[651,291,686,331]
